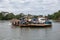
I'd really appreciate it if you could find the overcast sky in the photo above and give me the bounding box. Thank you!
[0,0,60,15]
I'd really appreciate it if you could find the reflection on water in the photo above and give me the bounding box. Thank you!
[0,21,60,40]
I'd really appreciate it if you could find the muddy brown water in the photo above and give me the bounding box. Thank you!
[0,20,60,40]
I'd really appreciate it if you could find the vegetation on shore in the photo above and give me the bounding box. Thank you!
[0,11,43,20]
[0,10,60,20]
[48,10,60,20]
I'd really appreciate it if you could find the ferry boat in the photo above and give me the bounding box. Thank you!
[11,17,52,27]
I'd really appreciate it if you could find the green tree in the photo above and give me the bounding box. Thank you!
[15,13,25,19]
[0,13,4,20]
[5,13,15,20]
[48,14,53,19]
[33,15,38,18]
[49,10,60,20]
[0,11,9,20]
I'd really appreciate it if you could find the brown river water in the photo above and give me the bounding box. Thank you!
[0,20,60,40]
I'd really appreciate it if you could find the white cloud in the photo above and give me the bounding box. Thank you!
[0,0,60,15]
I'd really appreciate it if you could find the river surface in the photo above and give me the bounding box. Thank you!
[0,21,60,40]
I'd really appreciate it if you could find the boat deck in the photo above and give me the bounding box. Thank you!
[19,24,52,27]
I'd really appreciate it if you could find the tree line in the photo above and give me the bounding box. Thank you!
[48,10,60,20]
[0,10,60,20]
[0,12,13,20]
[0,11,41,20]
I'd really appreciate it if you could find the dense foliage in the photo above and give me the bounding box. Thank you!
[0,12,15,20]
[0,10,60,20]
[48,10,60,20]
[0,12,33,20]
